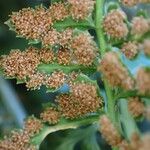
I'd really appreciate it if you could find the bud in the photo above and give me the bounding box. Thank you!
[121,42,138,59]
[103,9,128,38]
[99,115,122,146]
[99,51,134,90]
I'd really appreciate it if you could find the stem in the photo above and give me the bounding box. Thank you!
[95,0,115,122]
[31,114,100,148]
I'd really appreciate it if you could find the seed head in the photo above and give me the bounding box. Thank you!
[68,0,95,20]
[128,97,145,118]
[40,107,60,124]
[71,33,97,66]
[121,42,138,59]
[24,116,43,136]
[136,68,150,95]
[103,9,128,38]
[99,51,134,90]
[57,83,102,119]
[45,71,66,89]
[131,17,149,36]
[99,115,122,147]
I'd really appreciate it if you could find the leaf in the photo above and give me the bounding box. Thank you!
[53,17,95,32]
[37,63,96,74]
[28,39,40,45]
[30,114,101,148]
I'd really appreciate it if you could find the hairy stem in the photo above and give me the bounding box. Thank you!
[95,0,115,122]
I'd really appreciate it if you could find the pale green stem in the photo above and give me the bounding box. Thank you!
[95,0,115,122]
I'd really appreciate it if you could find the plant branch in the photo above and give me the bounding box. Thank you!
[95,0,115,122]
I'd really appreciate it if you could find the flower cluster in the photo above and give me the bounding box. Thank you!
[103,9,128,39]
[56,83,103,119]
[99,51,134,90]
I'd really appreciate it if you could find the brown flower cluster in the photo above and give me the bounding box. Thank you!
[9,1,94,44]
[40,107,60,124]
[0,116,43,150]
[131,16,149,36]
[71,33,97,66]
[121,42,138,59]
[1,47,40,80]
[10,6,52,40]
[56,83,103,119]
[99,115,122,147]
[68,0,95,20]
[121,0,150,7]
[103,9,128,39]
[136,68,150,95]
[128,97,145,118]
[99,51,134,90]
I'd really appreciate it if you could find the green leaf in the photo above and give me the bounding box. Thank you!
[37,63,96,74]
[30,114,101,148]
[53,17,95,31]
[28,39,40,45]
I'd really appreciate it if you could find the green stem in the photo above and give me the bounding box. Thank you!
[31,114,100,148]
[95,0,115,122]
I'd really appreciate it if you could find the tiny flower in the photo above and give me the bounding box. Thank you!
[71,33,97,66]
[99,51,134,90]
[40,107,60,124]
[68,0,95,20]
[103,9,128,39]
[136,68,150,95]
[128,97,145,118]
[131,16,149,36]
[121,42,138,59]
[99,115,122,146]
[120,0,139,7]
